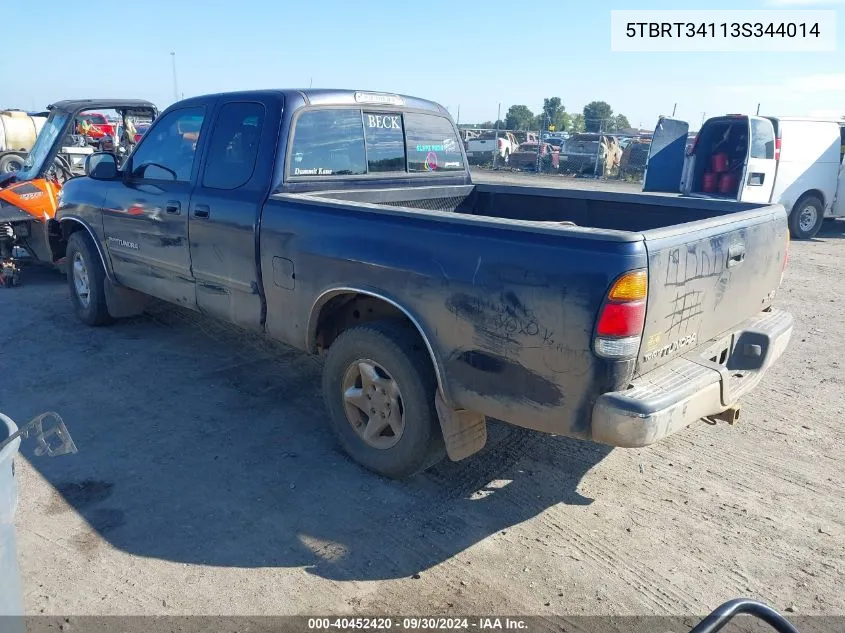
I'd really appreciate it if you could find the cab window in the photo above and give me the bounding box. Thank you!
[129,107,205,181]
[202,102,266,190]
[289,109,366,177]
[363,112,405,173]
[405,113,465,172]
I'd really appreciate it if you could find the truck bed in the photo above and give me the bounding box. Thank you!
[304,182,773,232]
[291,182,789,380]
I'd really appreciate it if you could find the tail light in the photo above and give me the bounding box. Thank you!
[774,137,782,161]
[497,138,504,149]
[594,270,648,359]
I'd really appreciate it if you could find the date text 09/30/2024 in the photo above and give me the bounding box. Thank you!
[307,617,529,631]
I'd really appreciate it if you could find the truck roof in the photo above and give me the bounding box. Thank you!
[173,89,450,116]
[48,99,157,111]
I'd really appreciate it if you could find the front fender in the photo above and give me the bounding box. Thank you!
[56,215,114,281]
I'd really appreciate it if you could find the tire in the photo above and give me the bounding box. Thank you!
[66,231,112,326]
[789,195,825,240]
[322,319,445,479]
[0,153,25,173]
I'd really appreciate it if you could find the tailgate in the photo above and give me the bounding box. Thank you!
[468,140,495,151]
[636,206,789,376]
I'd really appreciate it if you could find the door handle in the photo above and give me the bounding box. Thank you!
[193,205,210,219]
[728,243,746,268]
[165,201,181,215]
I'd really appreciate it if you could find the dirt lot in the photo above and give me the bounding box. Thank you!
[4,179,844,619]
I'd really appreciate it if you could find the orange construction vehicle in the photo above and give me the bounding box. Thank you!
[0,99,157,286]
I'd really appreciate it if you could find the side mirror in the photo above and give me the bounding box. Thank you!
[84,152,118,180]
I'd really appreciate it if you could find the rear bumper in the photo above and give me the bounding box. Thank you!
[591,309,793,448]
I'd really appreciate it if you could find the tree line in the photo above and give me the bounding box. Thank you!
[461,98,632,134]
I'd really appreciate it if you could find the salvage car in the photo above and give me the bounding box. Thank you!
[51,89,793,479]
[466,130,518,165]
[558,132,611,174]
[508,142,558,171]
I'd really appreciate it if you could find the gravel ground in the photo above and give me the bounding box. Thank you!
[3,177,844,619]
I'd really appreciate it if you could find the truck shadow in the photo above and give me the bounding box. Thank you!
[815,219,845,240]
[19,303,612,582]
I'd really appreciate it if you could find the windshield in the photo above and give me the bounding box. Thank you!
[17,112,69,179]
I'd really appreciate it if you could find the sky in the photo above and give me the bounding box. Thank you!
[1,0,843,131]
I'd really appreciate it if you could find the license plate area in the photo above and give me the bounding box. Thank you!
[693,330,763,405]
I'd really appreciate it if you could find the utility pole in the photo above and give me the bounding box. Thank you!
[493,102,501,169]
[456,105,460,125]
[170,52,179,103]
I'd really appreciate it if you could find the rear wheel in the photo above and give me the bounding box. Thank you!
[66,232,112,326]
[789,195,824,240]
[321,320,445,479]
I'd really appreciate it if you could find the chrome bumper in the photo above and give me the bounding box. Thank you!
[591,309,794,448]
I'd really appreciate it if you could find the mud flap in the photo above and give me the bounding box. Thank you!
[104,278,152,318]
[434,390,487,462]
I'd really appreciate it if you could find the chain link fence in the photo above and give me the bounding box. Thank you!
[460,115,654,184]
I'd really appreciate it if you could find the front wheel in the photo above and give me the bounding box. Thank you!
[789,195,824,240]
[66,232,112,326]
[321,320,445,479]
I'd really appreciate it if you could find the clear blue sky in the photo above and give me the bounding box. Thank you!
[1,0,842,130]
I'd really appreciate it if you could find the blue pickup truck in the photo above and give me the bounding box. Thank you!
[50,89,794,478]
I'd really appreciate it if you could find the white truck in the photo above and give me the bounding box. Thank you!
[465,130,519,165]
[643,114,845,239]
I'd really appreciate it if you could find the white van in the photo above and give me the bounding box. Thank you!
[643,114,845,239]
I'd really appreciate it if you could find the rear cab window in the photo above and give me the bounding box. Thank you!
[288,108,464,178]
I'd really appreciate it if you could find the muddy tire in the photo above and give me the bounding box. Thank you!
[66,232,112,326]
[322,320,445,479]
[789,195,824,240]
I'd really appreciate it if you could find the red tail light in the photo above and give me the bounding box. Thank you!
[497,138,504,148]
[597,302,646,337]
[774,137,782,161]
[594,270,648,359]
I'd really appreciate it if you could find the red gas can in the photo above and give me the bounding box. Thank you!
[702,171,718,192]
[711,153,729,173]
[718,172,737,194]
